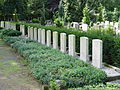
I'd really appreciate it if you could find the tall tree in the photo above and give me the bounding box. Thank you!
[3,0,28,20]
[97,3,104,22]
[82,4,90,25]
[112,8,118,22]
[29,0,49,24]
[102,7,108,21]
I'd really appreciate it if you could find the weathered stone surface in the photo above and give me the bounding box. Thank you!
[41,29,46,44]
[82,24,88,32]
[53,31,58,49]
[60,33,66,53]
[30,27,34,40]
[92,39,103,68]
[47,30,51,47]
[20,25,25,36]
[33,28,38,41]
[1,21,4,28]
[68,34,75,56]
[80,37,89,62]
[27,26,30,38]
[104,21,109,29]
[38,28,41,43]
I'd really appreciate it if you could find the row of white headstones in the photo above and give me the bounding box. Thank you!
[71,21,120,34]
[1,21,103,68]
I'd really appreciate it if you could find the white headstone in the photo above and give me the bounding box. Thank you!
[93,24,99,30]
[116,30,120,35]
[41,29,45,44]
[72,22,79,29]
[13,23,16,30]
[27,26,30,38]
[9,23,12,29]
[20,25,22,32]
[100,22,104,28]
[21,25,25,36]
[30,27,34,40]
[92,39,103,68]
[110,22,114,26]
[34,28,38,41]
[104,21,109,29]
[109,22,114,29]
[82,24,88,32]
[7,22,10,29]
[1,21,4,28]
[38,28,41,43]
[60,33,66,53]
[68,34,75,56]
[46,30,51,47]
[67,23,71,29]
[114,22,119,30]
[29,27,31,39]
[5,22,9,29]
[53,31,58,49]
[11,23,16,30]
[9,22,11,29]
[10,23,13,29]
[80,37,89,62]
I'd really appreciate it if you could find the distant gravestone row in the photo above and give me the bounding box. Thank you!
[2,21,16,30]
[94,21,120,34]
[70,22,88,32]
[70,21,120,34]
[1,21,103,68]
[28,27,103,68]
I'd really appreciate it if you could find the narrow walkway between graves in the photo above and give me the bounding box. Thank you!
[0,40,41,90]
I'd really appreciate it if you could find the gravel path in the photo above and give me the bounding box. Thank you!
[0,40,41,90]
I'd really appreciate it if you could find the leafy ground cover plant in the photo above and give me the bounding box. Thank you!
[68,83,120,90]
[3,36,107,88]
[0,29,22,38]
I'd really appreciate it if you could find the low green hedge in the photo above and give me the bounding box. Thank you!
[68,83,120,90]
[3,36,107,88]
[0,29,22,38]
[32,18,40,23]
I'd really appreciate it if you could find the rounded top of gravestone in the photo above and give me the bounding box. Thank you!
[93,39,102,42]
[69,34,75,37]
[61,33,66,35]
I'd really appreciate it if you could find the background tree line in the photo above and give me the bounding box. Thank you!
[0,0,120,24]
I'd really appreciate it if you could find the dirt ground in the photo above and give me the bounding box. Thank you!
[0,40,41,90]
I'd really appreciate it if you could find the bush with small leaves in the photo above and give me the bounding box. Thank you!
[1,29,22,38]
[3,36,107,88]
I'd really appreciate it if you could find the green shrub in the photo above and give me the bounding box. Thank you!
[3,37,34,44]
[3,36,107,88]
[54,18,64,27]
[68,83,120,90]
[32,18,40,23]
[22,49,39,58]
[1,29,22,38]
[82,4,90,25]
